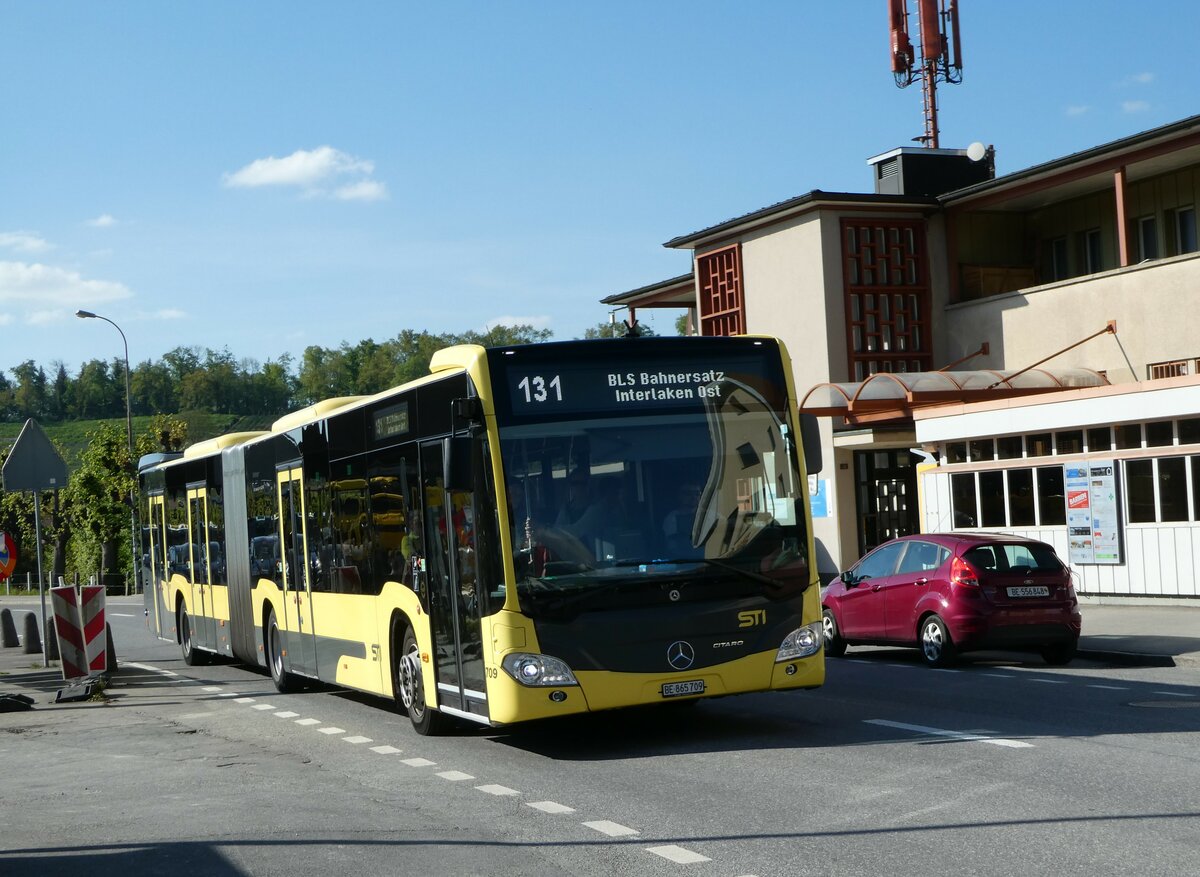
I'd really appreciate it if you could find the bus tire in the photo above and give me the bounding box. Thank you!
[266,609,300,693]
[179,604,207,666]
[395,624,445,736]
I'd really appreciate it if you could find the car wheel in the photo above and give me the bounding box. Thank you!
[919,615,956,668]
[1041,641,1077,665]
[396,625,446,736]
[267,610,300,693]
[822,608,847,657]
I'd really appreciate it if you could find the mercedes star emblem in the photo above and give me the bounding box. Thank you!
[667,640,695,670]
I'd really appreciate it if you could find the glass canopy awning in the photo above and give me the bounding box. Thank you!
[800,367,1110,425]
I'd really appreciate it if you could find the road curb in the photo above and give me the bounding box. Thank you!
[1077,648,1180,668]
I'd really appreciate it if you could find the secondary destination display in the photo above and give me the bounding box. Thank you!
[497,353,782,420]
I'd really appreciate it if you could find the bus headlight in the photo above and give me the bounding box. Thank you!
[776,622,823,662]
[501,652,579,687]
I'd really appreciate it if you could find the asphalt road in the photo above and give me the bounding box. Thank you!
[2,598,1198,876]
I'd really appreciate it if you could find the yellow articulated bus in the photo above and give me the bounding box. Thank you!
[139,336,825,734]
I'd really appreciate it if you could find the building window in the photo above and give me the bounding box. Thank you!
[1127,456,1191,524]
[1037,466,1066,525]
[1087,426,1112,452]
[1145,421,1174,447]
[1008,468,1036,526]
[842,220,931,380]
[1180,418,1200,445]
[1138,215,1159,261]
[1173,206,1197,255]
[697,244,744,337]
[1027,433,1052,457]
[1084,228,1103,273]
[1115,423,1142,450]
[978,471,1006,526]
[951,472,977,527]
[1056,430,1083,455]
[1049,236,1069,281]
[996,435,1023,459]
[969,438,994,462]
[946,442,967,464]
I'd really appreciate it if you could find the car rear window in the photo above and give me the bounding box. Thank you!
[963,543,1064,574]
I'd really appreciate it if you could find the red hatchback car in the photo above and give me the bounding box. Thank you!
[821,533,1082,667]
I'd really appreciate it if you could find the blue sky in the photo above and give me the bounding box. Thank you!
[2,1,1198,375]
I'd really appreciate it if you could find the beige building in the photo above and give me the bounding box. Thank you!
[604,114,1200,594]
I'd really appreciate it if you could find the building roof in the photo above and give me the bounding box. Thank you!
[601,272,694,307]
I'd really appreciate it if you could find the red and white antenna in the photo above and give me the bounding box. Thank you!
[889,0,963,149]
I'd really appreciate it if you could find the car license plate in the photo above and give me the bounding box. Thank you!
[1007,586,1050,597]
[661,680,705,698]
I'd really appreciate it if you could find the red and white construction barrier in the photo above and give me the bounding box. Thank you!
[50,585,87,681]
[81,584,107,675]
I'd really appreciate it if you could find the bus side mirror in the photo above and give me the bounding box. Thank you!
[445,437,474,492]
[799,413,823,475]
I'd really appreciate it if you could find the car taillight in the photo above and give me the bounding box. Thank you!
[950,556,979,588]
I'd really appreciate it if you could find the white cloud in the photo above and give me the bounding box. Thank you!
[1122,100,1150,113]
[1126,72,1155,85]
[1066,105,1089,117]
[0,261,133,325]
[223,146,377,198]
[482,314,553,331]
[333,180,389,202]
[155,308,188,320]
[86,214,117,228]
[0,231,53,253]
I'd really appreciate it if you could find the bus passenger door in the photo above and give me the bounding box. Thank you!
[277,468,318,678]
[420,440,488,723]
[146,495,168,638]
[187,487,217,651]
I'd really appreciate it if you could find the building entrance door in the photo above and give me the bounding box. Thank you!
[855,449,919,556]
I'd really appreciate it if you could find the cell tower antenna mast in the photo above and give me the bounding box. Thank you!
[889,0,963,149]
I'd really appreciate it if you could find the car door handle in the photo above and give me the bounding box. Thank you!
[871,585,883,592]
[914,578,929,586]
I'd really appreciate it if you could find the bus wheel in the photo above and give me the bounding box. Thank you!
[267,610,300,693]
[179,605,207,666]
[396,626,445,736]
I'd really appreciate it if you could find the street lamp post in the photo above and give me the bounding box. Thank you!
[76,309,138,595]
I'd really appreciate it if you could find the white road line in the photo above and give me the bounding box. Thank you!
[402,757,436,767]
[1153,691,1195,697]
[274,711,300,719]
[218,692,240,697]
[234,697,255,704]
[476,784,520,797]
[109,613,136,617]
[203,686,223,692]
[983,673,1014,679]
[437,771,474,781]
[252,704,276,711]
[342,735,372,744]
[646,845,711,864]
[318,726,346,735]
[526,801,575,814]
[295,718,321,726]
[932,669,960,674]
[124,662,163,673]
[1088,684,1127,690]
[583,821,639,837]
[371,745,402,755]
[1029,679,1066,684]
[866,718,1034,749]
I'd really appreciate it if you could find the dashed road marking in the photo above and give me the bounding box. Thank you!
[234,697,255,704]
[477,784,520,796]
[252,703,276,711]
[1029,679,1066,684]
[1089,684,1128,690]
[402,757,436,767]
[343,735,372,744]
[318,726,346,735]
[203,686,224,692]
[647,845,711,864]
[583,820,639,837]
[437,770,474,781]
[295,718,321,726]
[274,711,299,719]
[866,718,1034,749]
[527,801,575,814]
[372,745,403,755]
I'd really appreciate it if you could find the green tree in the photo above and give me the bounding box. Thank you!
[582,319,658,339]
[11,360,49,419]
[131,359,177,415]
[73,358,120,418]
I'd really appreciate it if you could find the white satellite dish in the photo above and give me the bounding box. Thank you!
[967,141,988,162]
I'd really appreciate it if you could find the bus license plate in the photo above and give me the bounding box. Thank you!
[1007,586,1050,597]
[661,680,705,698]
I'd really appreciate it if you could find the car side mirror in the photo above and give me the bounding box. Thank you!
[840,571,858,587]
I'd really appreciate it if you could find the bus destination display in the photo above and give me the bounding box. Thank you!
[500,355,778,419]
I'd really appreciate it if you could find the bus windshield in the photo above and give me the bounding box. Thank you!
[497,376,811,617]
